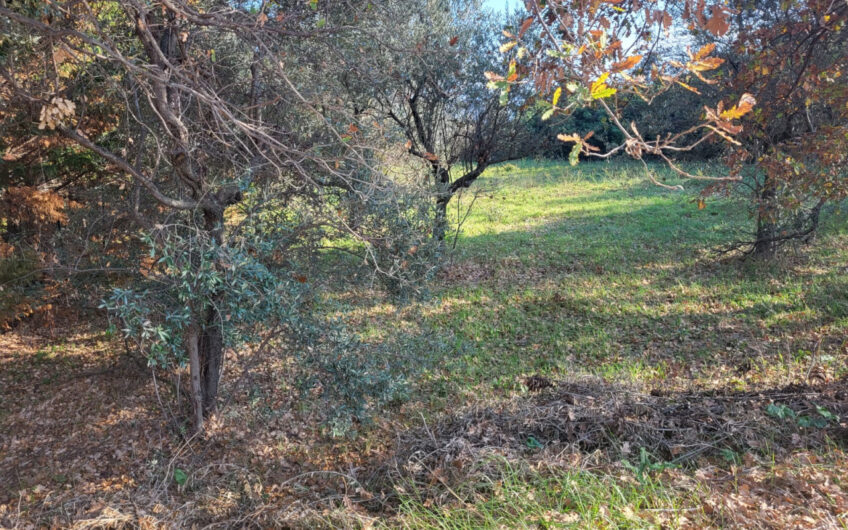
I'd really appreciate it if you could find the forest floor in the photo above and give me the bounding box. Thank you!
[2,160,848,528]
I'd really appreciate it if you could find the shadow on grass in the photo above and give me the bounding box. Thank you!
[365,376,848,506]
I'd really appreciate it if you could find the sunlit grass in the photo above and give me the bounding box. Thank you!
[391,458,704,529]
[361,158,848,527]
[337,158,848,410]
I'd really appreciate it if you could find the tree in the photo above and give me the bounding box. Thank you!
[492,0,757,185]
[343,0,532,241]
[0,0,435,431]
[716,0,848,256]
[496,1,846,258]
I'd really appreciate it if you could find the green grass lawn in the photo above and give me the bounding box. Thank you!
[354,159,848,402]
[341,159,848,528]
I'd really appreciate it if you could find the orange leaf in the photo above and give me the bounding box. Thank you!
[612,55,642,72]
[449,36,459,46]
[518,17,533,38]
[557,133,582,143]
[705,6,730,36]
[693,43,716,61]
[688,57,724,72]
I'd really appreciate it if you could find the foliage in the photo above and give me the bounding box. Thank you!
[493,0,755,184]
[0,0,439,431]
[717,0,848,254]
[346,1,532,239]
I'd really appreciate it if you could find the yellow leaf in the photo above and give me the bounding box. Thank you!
[591,73,609,92]
[675,80,701,94]
[500,41,517,53]
[693,43,715,61]
[688,57,724,72]
[719,93,756,120]
[591,73,617,99]
[557,133,581,143]
[552,86,562,107]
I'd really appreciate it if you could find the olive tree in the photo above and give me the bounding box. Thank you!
[336,0,532,241]
[0,0,436,432]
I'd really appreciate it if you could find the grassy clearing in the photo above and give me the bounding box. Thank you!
[346,159,848,527]
[362,159,848,405]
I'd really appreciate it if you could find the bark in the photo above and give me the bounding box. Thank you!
[434,197,449,241]
[186,324,203,432]
[433,166,451,241]
[195,205,228,416]
[753,176,778,257]
[431,162,490,242]
[198,304,224,413]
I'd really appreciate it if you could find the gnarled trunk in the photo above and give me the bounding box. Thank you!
[434,197,449,241]
[186,302,224,431]
[185,204,231,429]
[433,166,451,241]
[186,325,203,432]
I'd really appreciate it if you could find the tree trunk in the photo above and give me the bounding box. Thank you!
[433,167,451,241]
[434,197,449,241]
[198,303,224,413]
[197,206,226,417]
[186,324,204,432]
[753,176,777,257]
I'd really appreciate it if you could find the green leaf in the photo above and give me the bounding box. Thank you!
[797,415,827,428]
[816,405,838,421]
[766,403,795,420]
[499,89,509,106]
[174,468,188,485]
[569,143,580,166]
[541,108,555,121]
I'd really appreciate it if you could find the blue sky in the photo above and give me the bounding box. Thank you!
[482,0,517,12]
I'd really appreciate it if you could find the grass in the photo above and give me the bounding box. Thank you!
[393,458,702,529]
[339,158,848,527]
[362,159,848,403]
